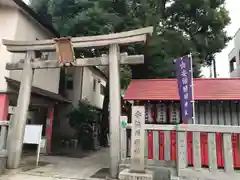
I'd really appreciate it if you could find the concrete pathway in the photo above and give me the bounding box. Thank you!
[0,148,109,180]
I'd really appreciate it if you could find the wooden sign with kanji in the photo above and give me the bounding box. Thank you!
[54,37,75,66]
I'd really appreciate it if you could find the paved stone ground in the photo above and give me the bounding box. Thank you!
[0,148,223,180]
[0,148,109,180]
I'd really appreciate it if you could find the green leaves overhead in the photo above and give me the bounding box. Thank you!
[31,0,231,81]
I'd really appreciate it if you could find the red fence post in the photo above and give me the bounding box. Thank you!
[46,105,54,154]
[0,94,9,121]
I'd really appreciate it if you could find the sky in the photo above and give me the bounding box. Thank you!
[24,0,239,78]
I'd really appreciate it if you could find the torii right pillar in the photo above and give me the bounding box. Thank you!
[108,44,121,178]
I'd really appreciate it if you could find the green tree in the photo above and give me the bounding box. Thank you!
[31,0,231,146]
[68,100,98,150]
[31,0,230,72]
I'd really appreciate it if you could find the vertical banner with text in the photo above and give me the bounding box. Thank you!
[175,56,193,123]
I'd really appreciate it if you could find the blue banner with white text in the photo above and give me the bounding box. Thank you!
[175,56,193,122]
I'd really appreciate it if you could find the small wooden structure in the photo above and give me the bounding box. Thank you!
[119,78,240,180]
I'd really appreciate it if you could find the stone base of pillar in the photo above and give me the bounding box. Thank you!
[0,150,7,175]
[119,169,154,180]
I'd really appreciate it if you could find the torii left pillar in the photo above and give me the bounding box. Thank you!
[7,51,34,169]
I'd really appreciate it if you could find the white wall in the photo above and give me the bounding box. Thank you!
[65,67,83,106]
[229,66,240,77]
[229,30,240,77]
[233,29,240,65]
[0,7,18,91]
[8,10,60,93]
[228,47,239,77]
[81,67,106,109]
[228,48,236,63]
[65,67,106,109]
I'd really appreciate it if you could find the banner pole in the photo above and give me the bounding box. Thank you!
[188,53,195,124]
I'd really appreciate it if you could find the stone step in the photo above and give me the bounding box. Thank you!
[119,168,179,180]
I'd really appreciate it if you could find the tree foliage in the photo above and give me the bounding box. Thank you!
[31,0,230,81]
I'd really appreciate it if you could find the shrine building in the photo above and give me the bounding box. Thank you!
[124,78,240,168]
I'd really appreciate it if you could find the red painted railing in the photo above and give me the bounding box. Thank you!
[147,131,240,168]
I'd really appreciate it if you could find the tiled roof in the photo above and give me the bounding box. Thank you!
[124,78,240,100]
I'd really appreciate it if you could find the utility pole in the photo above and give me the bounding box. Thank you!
[213,58,217,78]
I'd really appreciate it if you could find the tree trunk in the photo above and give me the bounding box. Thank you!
[99,80,109,146]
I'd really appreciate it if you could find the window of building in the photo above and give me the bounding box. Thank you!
[66,74,73,90]
[230,57,237,72]
[100,84,105,95]
[93,79,96,91]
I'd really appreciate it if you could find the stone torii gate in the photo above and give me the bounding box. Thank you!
[2,26,153,178]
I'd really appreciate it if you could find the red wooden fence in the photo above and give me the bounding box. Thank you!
[147,131,240,168]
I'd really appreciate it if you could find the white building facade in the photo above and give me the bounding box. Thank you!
[0,0,107,151]
[0,0,66,154]
[229,29,240,77]
[0,0,107,112]
[56,66,107,139]
[65,67,106,109]
[0,0,62,121]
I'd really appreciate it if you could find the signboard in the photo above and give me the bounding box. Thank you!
[24,125,42,144]
[121,119,127,128]
[175,55,193,122]
[23,125,43,166]
[130,106,145,172]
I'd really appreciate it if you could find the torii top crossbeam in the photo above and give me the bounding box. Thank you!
[2,27,153,52]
